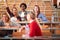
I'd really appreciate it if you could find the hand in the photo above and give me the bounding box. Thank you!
[4,0,8,7]
[18,26,25,32]
[4,0,7,2]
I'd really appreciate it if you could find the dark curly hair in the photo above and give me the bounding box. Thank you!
[20,3,27,9]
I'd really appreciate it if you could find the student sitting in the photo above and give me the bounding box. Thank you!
[33,5,48,22]
[19,3,28,21]
[0,14,12,37]
[5,0,21,21]
[0,14,10,27]
[27,12,42,37]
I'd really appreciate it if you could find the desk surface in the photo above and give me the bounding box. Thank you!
[0,27,60,30]
[0,36,60,39]
[0,27,19,30]
[42,28,60,30]
[19,21,60,24]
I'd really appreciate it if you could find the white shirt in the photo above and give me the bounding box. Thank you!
[10,17,17,22]
[20,12,25,17]
[10,17,21,27]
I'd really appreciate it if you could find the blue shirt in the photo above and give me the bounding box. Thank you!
[37,13,48,22]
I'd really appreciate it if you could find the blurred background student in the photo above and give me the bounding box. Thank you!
[19,3,29,21]
[5,0,21,21]
[5,0,21,27]
[5,0,30,21]
[0,14,12,37]
[0,13,20,37]
[0,13,10,27]
[33,5,48,22]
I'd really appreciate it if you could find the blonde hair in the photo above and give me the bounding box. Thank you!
[28,12,42,29]
[29,12,36,20]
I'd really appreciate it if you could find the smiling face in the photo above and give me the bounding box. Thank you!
[12,8,17,16]
[27,12,35,22]
[33,5,40,15]
[2,15,9,22]
[34,6,39,13]
[20,5,26,10]
[20,3,27,11]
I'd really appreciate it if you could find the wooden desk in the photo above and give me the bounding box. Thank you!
[0,36,60,40]
[19,21,60,24]
[0,24,60,39]
[0,27,19,32]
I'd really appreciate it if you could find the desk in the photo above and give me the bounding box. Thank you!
[0,27,19,32]
[0,22,60,39]
[19,21,60,24]
[0,27,20,37]
[42,28,60,30]
[0,36,60,40]
[19,21,60,34]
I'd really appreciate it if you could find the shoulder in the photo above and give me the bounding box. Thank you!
[10,17,17,21]
[18,11,21,14]
[30,21,37,26]
[39,13,44,15]
[38,13,45,17]
[0,20,4,24]
[0,20,5,26]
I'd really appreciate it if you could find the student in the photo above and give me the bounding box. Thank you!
[19,3,30,21]
[0,14,12,37]
[5,0,21,21]
[10,7,20,22]
[0,14,10,26]
[26,12,42,37]
[33,5,48,22]
[6,6,21,26]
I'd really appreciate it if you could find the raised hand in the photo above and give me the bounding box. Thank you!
[4,0,8,7]
[12,1,16,8]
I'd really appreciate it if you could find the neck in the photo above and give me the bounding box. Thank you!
[14,14,18,17]
[14,15,17,17]
[21,10,25,12]
[35,12,39,17]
